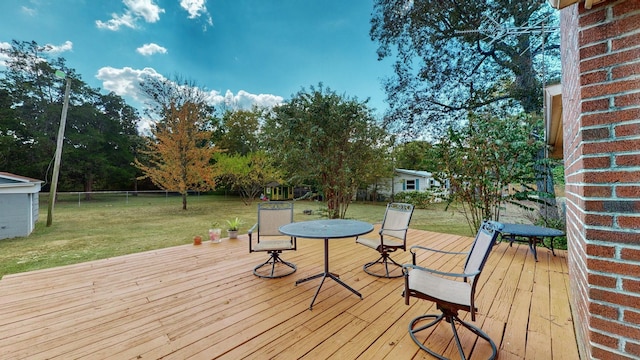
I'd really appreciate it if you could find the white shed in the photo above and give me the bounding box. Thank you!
[0,172,43,240]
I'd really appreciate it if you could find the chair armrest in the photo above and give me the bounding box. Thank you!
[402,263,480,279]
[409,245,469,256]
[248,223,258,235]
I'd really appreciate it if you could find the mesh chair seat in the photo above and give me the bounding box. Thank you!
[249,202,297,279]
[403,220,503,360]
[356,202,414,278]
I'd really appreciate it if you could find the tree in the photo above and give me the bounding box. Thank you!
[214,151,283,205]
[0,40,141,192]
[135,77,218,210]
[432,113,544,234]
[264,84,394,219]
[212,108,262,155]
[370,0,560,134]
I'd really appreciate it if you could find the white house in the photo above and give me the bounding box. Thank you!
[0,172,43,240]
[370,169,445,200]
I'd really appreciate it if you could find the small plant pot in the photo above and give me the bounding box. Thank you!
[227,230,238,239]
[193,235,202,245]
[209,228,222,243]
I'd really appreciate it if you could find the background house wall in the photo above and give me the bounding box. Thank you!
[0,173,42,240]
[561,1,640,358]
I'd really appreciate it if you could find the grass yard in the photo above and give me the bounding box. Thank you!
[0,193,480,279]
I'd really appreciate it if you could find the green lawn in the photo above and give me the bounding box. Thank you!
[0,194,474,278]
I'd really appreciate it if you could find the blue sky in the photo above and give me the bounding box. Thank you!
[0,0,394,120]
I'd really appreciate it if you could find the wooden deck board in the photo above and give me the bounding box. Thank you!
[0,228,576,359]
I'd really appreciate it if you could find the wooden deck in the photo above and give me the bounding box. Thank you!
[0,228,578,359]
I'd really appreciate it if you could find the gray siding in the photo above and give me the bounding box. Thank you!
[0,193,30,239]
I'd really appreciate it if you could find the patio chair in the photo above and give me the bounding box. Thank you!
[356,202,414,278]
[248,201,297,278]
[403,220,503,360]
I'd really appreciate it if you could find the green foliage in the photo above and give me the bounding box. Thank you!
[214,151,283,205]
[212,108,262,155]
[0,40,140,190]
[393,190,438,209]
[370,0,560,135]
[264,83,394,219]
[226,217,245,231]
[135,77,218,210]
[433,113,544,233]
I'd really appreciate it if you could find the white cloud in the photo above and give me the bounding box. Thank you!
[96,0,165,31]
[136,43,167,56]
[21,6,37,16]
[42,41,73,54]
[96,66,165,102]
[180,0,213,26]
[219,90,284,109]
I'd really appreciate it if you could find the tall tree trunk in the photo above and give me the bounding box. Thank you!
[182,192,187,210]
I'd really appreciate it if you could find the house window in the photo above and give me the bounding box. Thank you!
[406,179,416,190]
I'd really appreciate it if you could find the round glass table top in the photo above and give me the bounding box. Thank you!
[279,219,374,239]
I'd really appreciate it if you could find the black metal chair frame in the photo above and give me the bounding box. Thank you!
[356,202,414,278]
[248,202,297,278]
[403,220,503,360]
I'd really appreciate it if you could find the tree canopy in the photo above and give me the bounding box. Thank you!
[264,84,394,219]
[134,77,219,210]
[371,0,560,135]
[0,40,140,192]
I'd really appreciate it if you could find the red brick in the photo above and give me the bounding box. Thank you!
[621,248,640,262]
[593,347,637,360]
[583,127,611,141]
[623,278,640,293]
[619,215,640,229]
[583,170,640,183]
[580,44,608,62]
[584,140,640,157]
[585,213,614,227]
[591,316,640,340]
[591,330,620,349]
[616,186,640,198]
[614,123,640,137]
[588,261,640,281]
[614,93,640,108]
[613,0,640,18]
[579,7,607,27]
[583,98,610,112]
[590,302,619,319]
[612,32,640,51]
[624,310,640,326]
[589,273,617,288]
[615,154,640,167]
[582,109,640,126]
[583,156,611,169]
[586,243,616,257]
[584,185,612,197]
[627,342,640,358]
[586,229,640,244]
[613,62,640,81]
[582,79,640,99]
[581,48,640,73]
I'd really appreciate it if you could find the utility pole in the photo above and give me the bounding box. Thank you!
[47,71,71,227]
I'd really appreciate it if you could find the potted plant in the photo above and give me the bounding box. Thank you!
[226,217,244,239]
[209,221,222,243]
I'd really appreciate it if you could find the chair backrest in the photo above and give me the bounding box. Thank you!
[463,221,503,281]
[256,202,294,237]
[380,202,414,240]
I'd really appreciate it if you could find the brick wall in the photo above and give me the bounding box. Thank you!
[561,0,640,359]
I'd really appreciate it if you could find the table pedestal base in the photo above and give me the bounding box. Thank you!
[295,238,362,310]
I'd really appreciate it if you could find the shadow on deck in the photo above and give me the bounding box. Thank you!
[0,228,577,359]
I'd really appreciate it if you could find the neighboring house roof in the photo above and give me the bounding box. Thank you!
[395,169,433,178]
[0,172,43,185]
[0,172,43,193]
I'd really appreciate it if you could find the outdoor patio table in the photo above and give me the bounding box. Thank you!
[279,219,374,310]
[498,223,565,262]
